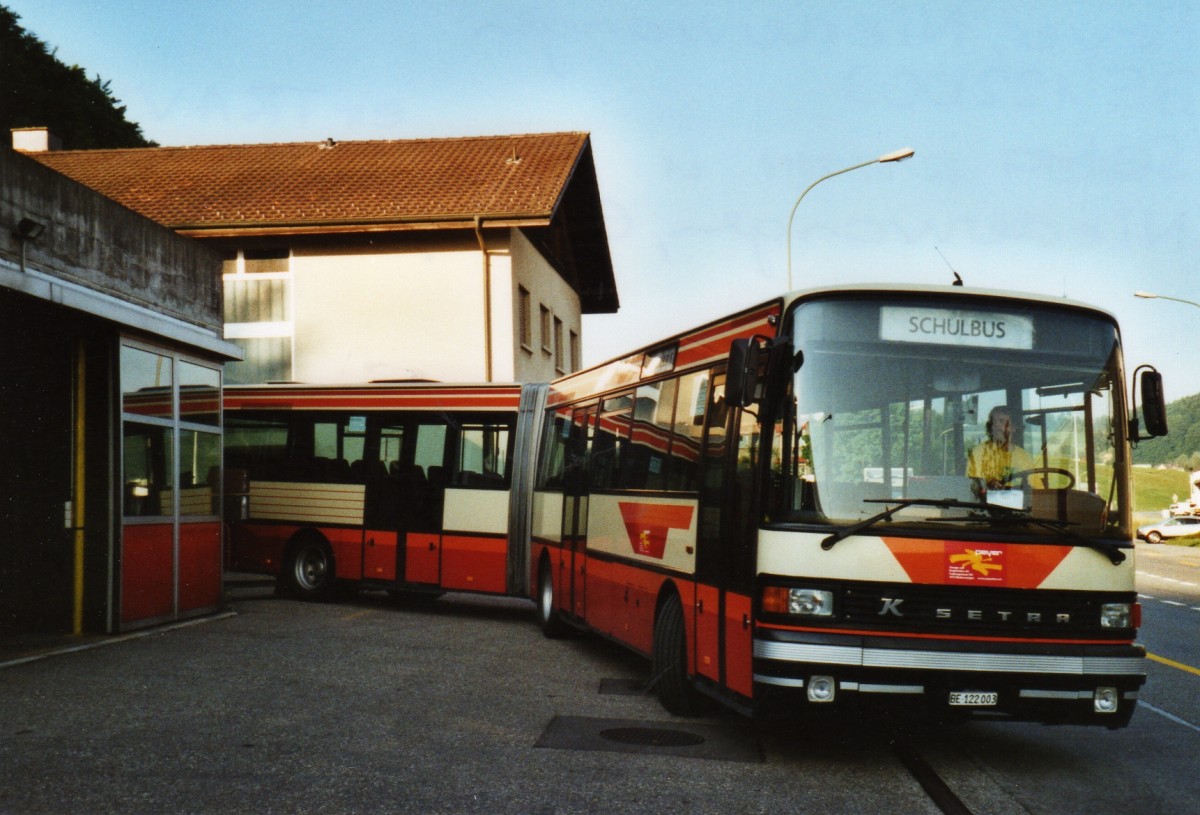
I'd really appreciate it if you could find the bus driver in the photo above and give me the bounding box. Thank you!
[968,405,1035,498]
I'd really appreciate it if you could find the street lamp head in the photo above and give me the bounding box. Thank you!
[1134,291,1200,310]
[878,147,915,164]
[786,147,917,290]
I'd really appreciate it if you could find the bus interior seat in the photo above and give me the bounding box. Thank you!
[426,465,448,489]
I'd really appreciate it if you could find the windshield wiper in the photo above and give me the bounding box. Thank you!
[821,497,1128,565]
[820,498,988,551]
[956,509,1129,565]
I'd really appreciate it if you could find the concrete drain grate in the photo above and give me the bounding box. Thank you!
[535,715,762,763]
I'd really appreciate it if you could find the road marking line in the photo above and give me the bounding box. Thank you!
[1148,652,1200,677]
[1139,701,1200,735]
[339,610,374,621]
[1162,600,1187,607]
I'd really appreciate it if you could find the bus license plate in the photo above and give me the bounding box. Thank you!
[949,691,998,707]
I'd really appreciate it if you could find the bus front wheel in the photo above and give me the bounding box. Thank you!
[282,535,335,600]
[652,593,710,716]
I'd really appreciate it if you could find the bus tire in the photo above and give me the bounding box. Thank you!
[282,534,335,600]
[652,593,710,717]
[536,560,568,639]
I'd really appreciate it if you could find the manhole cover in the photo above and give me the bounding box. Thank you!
[599,727,705,747]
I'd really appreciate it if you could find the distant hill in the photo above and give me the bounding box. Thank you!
[1132,392,1200,469]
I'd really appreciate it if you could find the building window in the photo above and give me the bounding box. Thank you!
[553,316,565,373]
[120,344,222,519]
[223,248,293,384]
[539,305,551,354]
[569,329,580,372]
[518,286,532,351]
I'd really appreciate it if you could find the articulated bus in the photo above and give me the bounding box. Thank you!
[223,382,545,599]
[529,284,1166,727]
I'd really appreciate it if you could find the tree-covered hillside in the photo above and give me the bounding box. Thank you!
[1133,391,1200,469]
[0,5,154,149]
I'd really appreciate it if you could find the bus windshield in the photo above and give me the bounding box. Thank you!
[768,294,1130,540]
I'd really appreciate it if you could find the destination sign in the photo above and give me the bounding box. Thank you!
[880,306,1034,350]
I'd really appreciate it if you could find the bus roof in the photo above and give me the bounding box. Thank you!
[224,381,525,412]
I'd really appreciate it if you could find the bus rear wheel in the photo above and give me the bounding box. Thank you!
[652,593,710,716]
[537,561,568,639]
[282,535,335,600]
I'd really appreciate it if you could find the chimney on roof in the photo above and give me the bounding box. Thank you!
[11,127,63,152]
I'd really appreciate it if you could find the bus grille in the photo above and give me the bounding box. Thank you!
[834,583,1130,640]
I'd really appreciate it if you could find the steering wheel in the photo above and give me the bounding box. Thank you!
[1010,467,1076,490]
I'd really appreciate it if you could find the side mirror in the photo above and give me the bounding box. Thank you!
[1141,369,1168,438]
[726,338,760,408]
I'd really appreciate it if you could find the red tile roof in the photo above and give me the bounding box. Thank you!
[25,130,618,313]
[28,132,591,230]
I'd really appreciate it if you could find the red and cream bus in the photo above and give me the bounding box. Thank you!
[223,382,545,599]
[529,284,1166,727]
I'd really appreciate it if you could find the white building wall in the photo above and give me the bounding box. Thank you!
[488,250,516,381]
[511,229,581,382]
[292,243,488,383]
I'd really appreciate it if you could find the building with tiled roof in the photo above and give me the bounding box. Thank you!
[20,129,618,384]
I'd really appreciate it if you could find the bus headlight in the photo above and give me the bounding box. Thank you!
[762,587,834,617]
[1099,602,1133,629]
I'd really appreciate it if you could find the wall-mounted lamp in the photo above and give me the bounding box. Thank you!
[12,216,47,274]
[13,217,46,242]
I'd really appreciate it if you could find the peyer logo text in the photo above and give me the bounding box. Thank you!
[946,544,1006,584]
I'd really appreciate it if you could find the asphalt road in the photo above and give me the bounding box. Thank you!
[1,555,1198,815]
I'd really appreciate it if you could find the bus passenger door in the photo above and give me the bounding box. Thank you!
[363,418,405,582]
[722,405,760,698]
[560,404,595,620]
[402,421,450,585]
[693,373,727,684]
[695,373,757,699]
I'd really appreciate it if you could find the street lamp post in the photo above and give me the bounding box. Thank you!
[1134,291,1200,310]
[786,147,915,290]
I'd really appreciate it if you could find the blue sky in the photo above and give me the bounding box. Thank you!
[11,1,1200,396]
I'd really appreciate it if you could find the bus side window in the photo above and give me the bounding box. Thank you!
[458,421,512,487]
[312,417,366,483]
[537,408,573,490]
[670,369,711,492]
[630,379,678,491]
[224,415,288,482]
[592,394,632,491]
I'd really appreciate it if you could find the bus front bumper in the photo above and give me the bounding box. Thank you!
[751,630,1146,726]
